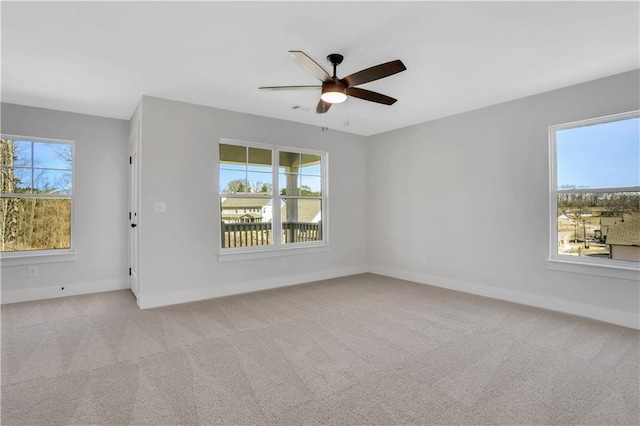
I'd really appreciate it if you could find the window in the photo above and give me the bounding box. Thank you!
[1,136,74,255]
[219,140,326,253]
[549,111,639,270]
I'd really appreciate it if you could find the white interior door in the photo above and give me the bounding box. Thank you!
[129,127,140,298]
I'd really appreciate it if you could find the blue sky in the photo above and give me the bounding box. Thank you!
[13,140,71,169]
[556,117,639,189]
[10,140,72,192]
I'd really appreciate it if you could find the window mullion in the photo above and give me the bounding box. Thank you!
[272,147,282,248]
[245,145,249,194]
[30,141,34,194]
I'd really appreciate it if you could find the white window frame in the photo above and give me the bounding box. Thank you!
[0,134,77,265]
[218,139,329,262]
[547,111,639,279]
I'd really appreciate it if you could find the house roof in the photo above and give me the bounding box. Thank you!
[607,215,640,246]
[221,197,320,223]
[558,214,573,222]
[600,217,621,226]
[221,212,262,220]
[221,198,269,209]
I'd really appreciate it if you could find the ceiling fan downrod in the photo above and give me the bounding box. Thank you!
[327,54,344,78]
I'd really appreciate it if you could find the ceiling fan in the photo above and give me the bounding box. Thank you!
[260,51,407,114]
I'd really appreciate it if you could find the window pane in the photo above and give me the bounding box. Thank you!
[281,198,322,244]
[300,175,322,196]
[247,147,272,172]
[279,151,300,173]
[557,117,640,189]
[33,169,72,194]
[34,142,72,170]
[556,192,639,261]
[2,167,31,193]
[0,197,71,252]
[220,170,247,194]
[220,144,246,164]
[1,140,31,168]
[300,154,322,175]
[10,140,32,167]
[278,173,299,195]
[1,140,26,169]
[220,197,272,248]
[247,171,272,194]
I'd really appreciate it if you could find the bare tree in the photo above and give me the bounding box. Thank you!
[0,139,19,251]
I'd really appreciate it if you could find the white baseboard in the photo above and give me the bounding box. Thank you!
[369,265,640,330]
[5,264,635,331]
[137,265,368,309]
[1,279,130,304]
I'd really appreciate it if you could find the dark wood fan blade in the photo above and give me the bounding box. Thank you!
[343,60,406,87]
[289,51,331,82]
[316,99,332,114]
[346,87,397,105]
[259,85,321,90]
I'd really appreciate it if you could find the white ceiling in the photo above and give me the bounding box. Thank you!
[2,1,638,136]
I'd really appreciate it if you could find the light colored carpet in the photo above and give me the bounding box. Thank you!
[1,273,638,425]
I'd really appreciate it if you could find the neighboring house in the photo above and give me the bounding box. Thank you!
[220,198,269,223]
[221,197,321,224]
[607,214,640,262]
[557,214,573,224]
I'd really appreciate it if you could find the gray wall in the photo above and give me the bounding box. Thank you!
[136,96,369,307]
[368,70,640,327]
[1,104,130,299]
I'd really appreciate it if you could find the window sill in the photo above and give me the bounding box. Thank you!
[547,258,639,281]
[218,244,330,262]
[1,250,78,266]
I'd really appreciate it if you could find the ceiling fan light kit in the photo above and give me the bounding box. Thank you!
[260,51,406,113]
[321,83,347,104]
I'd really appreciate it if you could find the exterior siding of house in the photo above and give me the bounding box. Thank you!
[610,245,640,262]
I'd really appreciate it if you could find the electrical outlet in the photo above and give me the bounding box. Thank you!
[154,202,166,213]
[280,257,287,267]
[28,265,38,277]
[420,255,427,265]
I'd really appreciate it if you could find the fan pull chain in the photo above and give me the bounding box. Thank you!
[344,100,350,127]
[321,106,328,131]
